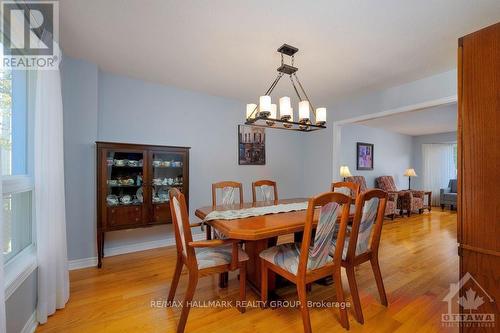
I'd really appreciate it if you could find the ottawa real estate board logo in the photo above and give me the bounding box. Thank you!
[442,272,495,328]
[1,1,59,69]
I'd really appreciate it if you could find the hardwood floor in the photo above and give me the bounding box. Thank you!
[37,210,459,333]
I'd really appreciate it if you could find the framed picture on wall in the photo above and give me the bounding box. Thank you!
[238,125,266,165]
[357,142,374,170]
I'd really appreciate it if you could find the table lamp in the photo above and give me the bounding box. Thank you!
[340,165,352,181]
[404,168,417,189]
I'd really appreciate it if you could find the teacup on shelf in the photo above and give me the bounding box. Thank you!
[153,178,163,185]
[106,195,119,206]
[107,179,118,186]
[114,159,125,166]
[128,160,139,167]
[120,195,132,204]
[153,160,162,167]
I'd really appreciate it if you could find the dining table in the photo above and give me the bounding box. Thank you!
[194,198,355,293]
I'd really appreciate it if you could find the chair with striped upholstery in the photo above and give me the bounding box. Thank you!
[252,180,278,203]
[167,188,249,333]
[260,192,352,332]
[330,189,388,324]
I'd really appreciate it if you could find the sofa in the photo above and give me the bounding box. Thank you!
[440,179,457,210]
[376,176,424,217]
[346,175,397,219]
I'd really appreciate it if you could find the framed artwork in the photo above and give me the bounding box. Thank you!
[238,125,265,165]
[356,142,374,170]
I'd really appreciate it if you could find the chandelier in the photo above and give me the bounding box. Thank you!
[245,44,326,132]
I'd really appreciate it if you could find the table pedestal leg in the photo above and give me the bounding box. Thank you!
[244,237,277,294]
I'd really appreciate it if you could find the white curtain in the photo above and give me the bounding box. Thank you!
[0,160,6,333]
[34,43,70,323]
[422,143,456,206]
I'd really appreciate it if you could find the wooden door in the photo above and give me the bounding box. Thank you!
[458,22,500,332]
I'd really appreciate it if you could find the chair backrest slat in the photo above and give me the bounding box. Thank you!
[212,181,243,206]
[332,181,361,199]
[298,192,351,275]
[252,180,278,203]
[347,189,387,260]
[169,188,195,263]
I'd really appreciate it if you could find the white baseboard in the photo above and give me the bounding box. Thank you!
[21,311,37,333]
[68,233,205,270]
[68,257,98,270]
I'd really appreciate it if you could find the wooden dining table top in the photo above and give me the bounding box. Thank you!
[194,198,354,241]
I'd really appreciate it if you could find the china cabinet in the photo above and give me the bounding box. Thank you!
[96,142,190,267]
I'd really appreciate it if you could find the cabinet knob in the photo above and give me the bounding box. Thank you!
[135,218,140,222]
[135,207,139,211]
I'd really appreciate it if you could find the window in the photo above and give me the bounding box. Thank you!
[0,65,34,264]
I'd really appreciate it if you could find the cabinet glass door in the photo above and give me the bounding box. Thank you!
[105,150,145,209]
[151,152,185,203]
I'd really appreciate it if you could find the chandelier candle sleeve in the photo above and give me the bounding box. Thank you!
[279,96,292,120]
[316,107,326,125]
[259,95,271,117]
[299,100,310,122]
[246,103,257,119]
[267,104,277,126]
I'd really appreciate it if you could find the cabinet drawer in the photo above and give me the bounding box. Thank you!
[152,203,171,224]
[107,206,143,227]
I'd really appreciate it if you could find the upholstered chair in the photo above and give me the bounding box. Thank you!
[260,192,352,332]
[330,189,388,324]
[252,180,278,203]
[375,176,424,217]
[211,181,244,287]
[345,176,396,219]
[168,188,248,333]
[440,179,457,210]
[345,175,368,193]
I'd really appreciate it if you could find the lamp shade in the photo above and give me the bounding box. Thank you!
[340,165,352,178]
[246,103,257,119]
[404,168,417,177]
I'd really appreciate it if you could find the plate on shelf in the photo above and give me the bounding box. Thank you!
[136,188,143,203]
[158,188,169,202]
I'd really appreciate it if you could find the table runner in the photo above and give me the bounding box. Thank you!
[202,201,308,227]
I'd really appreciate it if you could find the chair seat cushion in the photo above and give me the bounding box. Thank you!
[195,244,248,270]
[259,242,333,275]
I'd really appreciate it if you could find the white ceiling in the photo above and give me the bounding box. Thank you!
[356,102,457,136]
[59,1,500,105]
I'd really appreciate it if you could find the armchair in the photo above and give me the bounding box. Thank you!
[347,175,397,219]
[376,176,424,217]
[440,179,457,210]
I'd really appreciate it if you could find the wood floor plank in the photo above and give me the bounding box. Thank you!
[36,210,458,333]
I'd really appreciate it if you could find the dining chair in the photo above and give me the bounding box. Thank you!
[260,192,352,332]
[252,180,278,203]
[331,189,388,324]
[167,188,249,333]
[331,181,361,199]
[211,181,244,287]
